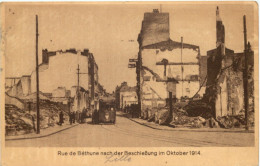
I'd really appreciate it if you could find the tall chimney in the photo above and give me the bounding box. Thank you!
[216,6,225,47]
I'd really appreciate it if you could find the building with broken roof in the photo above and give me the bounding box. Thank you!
[115,82,137,109]
[30,49,93,93]
[204,7,254,118]
[120,85,137,109]
[137,9,203,111]
[141,39,201,99]
[5,48,101,112]
[5,75,31,98]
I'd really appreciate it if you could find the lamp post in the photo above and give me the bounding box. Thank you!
[128,57,139,116]
[243,15,249,131]
[35,15,40,134]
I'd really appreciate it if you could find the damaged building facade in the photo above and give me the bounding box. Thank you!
[137,9,203,111]
[5,48,102,113]
[115,82,138,110]
[6,75,32,98]
[204,7,254,118]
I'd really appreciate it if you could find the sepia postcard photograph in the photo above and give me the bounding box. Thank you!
[0,1,259,166]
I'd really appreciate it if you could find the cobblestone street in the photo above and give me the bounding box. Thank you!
[6,113,255,147]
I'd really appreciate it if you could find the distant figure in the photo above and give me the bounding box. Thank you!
[86,108,90,118]
[69,112,73,125]
[93,109,99,124]
[81,107,87,123]
[59,111,64,126]
[126,105,129,113]
[76,111,79,123]
[72,112,76,123]
[78,111,81,123]
[81,113,84,123]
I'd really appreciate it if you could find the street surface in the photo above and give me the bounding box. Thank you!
[6,113,254,147]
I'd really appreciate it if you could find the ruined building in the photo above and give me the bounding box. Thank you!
[115,82,138,109]
[5,48,101,112]
[6,75,31,97]
[137,9,202,111]
[204,7,254,118]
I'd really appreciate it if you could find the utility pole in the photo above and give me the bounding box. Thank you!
[76,64,88,111]
[169,82,173,117]
[128,57,139,117]
[181,37,184,98]
[243,15,249,131]
[89,56,95,109]
[77,64,80,111]
[167,77,176,120]
[137,51,142,117]
[35,15,40,134]
[68,97,71,114]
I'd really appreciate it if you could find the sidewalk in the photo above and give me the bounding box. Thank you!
[5,123,79,141]
[124,113,254,133]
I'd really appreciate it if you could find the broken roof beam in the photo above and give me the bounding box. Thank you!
[142,39,199,51]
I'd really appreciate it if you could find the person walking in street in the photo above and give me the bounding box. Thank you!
[76,110,79,123]
[69,112,73,125]
[81,107,86,123]
[59,111,64,126]
[92,109,97,124]
[94,109,99,124]
[78,110,81,123]
[72,111,76,123]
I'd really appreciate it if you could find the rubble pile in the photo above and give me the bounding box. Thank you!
[248,111,255,126]
[216,111,254,129]
[154,108,172,125]
[5,93,25,110]
[137,100,253,129]
[173,102,189,109]
[217,116,241,128]
[147,108,156,122]
[183,100,213,119]
[141,108,148,120]
[140,100,221,128]
[38,100,69,128]
[5,104,34,135]
[169,107,207,128]
[189,116,206,128]
[42,101,69,128]
[5,100,69,135]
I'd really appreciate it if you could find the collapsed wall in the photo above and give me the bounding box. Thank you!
[5,99,70,135]
[5,93,25,110]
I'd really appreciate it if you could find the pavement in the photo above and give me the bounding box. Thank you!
[5,122,79,141]
[125,114,255,133]
[5,112,253,142]
[5,112,255,147]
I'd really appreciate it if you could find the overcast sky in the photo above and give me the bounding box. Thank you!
[4,2,256,92]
